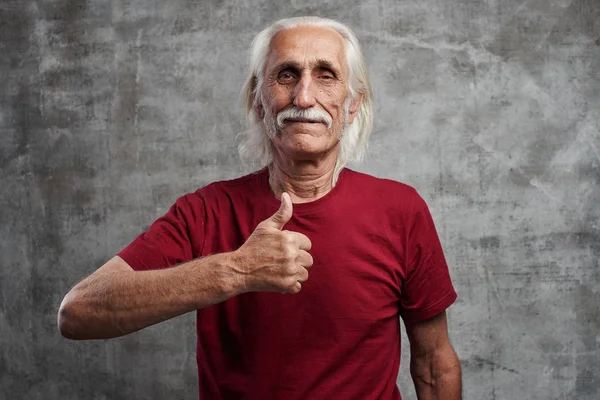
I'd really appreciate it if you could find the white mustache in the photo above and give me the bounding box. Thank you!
[276,107,333,129]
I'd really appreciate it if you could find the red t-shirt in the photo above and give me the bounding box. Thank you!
[118,167,457,400]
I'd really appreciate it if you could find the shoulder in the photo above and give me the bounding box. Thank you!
[176,169,266,209]
[342,168,424,206]
[340,169,434,231]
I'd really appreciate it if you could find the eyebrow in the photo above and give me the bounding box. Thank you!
[272,59,342,77]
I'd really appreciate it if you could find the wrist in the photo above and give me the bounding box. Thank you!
[217,251,249,297]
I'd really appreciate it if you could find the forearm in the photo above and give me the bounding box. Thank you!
[411,345,462,400]
[58,254,241,340]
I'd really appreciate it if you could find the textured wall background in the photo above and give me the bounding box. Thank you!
[1,0,598,399]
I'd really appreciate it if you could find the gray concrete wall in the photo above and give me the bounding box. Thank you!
[1,0,598,399]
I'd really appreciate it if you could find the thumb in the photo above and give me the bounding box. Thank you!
[264,192,293,230]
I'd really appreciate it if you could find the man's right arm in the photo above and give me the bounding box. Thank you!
[57,254,241,340]
[58,192,312,340]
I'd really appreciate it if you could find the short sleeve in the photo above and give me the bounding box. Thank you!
[117,194,204,271]
[399,193,457,324]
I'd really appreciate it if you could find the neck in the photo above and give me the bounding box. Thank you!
[268,156,339,204]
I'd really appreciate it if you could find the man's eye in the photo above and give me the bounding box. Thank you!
[320,75,334,80]
[278,72,295,81]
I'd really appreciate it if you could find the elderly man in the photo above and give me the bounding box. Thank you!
[59,16,461,400]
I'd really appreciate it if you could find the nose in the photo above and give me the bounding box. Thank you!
[292,74,317,109]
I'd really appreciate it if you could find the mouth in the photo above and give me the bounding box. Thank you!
[284,118,323,124]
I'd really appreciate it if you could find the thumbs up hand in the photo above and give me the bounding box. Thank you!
[231,193,313,294]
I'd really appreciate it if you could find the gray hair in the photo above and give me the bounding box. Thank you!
[238,16,373,184]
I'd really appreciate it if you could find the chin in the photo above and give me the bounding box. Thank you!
[278,135,339,160]
[284,140,322,156]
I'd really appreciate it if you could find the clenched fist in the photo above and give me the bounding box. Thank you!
[232,193,313,294]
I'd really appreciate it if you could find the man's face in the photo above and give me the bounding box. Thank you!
[260,25,361,162]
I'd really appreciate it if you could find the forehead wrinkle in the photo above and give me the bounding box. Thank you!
[267,26,348,74]
[272,58,343,75]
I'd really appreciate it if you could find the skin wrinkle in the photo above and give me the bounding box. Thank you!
[271,59,343,81]
[259,25,361,203]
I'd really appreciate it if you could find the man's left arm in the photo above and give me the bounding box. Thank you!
[405,311,462,400]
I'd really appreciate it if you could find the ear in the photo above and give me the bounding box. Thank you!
[347,93,363,124]
[248,76,265,121]
[254,103,265,121]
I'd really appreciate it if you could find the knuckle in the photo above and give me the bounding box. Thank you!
[306,253,314,266]
[281,231,295,245]
[284,276,297,288]
[285,262,297,275]
[287,281,301,294]
[298,271,307,283]
[272,211,282,221]
[251,226,269,238]
[282,246,296,262]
